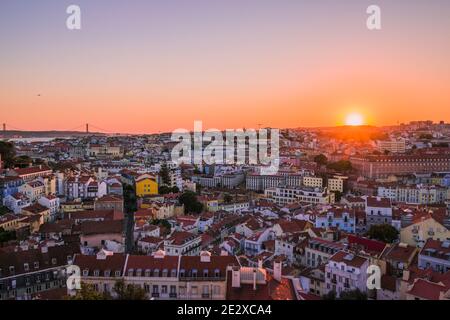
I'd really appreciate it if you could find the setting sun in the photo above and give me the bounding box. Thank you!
[345,113,365,126]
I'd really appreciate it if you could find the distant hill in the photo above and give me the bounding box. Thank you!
[0,130,106,139]
[313,125,387,141]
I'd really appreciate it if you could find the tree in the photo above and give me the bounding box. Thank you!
[314,154,328,166]
[327,160,352,173]
[224,193,233,203]
[322,290,336,300]
[13,155,32,168]
[158,185,171,195]
[159,161,171,186]
[323,289,367,300]
[113,279,147,300]
[0,227,16,243]
[419,133,433,140]
[339,289,368,300]
[0,141,16,168]
[151,219,172,233]
[179,191,204,214]
[123,184,137,213]
[69,283,110,300]
[367,224,399,243]
[159,185,180,195]
[333,191,343,202]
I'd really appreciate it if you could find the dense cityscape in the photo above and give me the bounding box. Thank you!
[1,120,450,301]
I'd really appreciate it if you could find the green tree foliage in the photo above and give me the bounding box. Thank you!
[113,279,147,300]
[151,219,172,233]
[123,184,137,213]
[0,227,16,243]
[419,133,433,140]
[322,290,336,300]
[0,141,16,168]
[313,154,328,166]
[367,224,399,243]
[179,191,204,214]
[68,283,111,300]
[339,289,368,300]
[159,161,171,186]
[223,193,233,203]
[327,160,352,173]
[322,289,367,300]
[158,185,180,195]
[13,155,32,168]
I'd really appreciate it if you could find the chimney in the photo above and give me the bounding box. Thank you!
[274,259,282,282]
[258,258,263,269]
[402,269,410,281]
[200,251,211,263]
[443,212,450,229]
[253,269,257,291]
[231,267,241,288]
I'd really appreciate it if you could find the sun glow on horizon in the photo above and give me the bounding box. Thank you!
[345,113,365,126]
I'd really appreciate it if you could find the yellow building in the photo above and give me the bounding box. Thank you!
[303,176,323,188]
[135,174,158,197]
[400,212,450,248]
[328,177,345,193]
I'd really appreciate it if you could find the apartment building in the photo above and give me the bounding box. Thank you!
[350,154,450,179]
[163,231,202,256]
[418,239,450,273]
[365,197,393,228]
[264,185,334,205]
[378,185,448,205]
[71,250,239,300]
[305,238,345,268]
[324,251,369,298]
[315,208,356,233]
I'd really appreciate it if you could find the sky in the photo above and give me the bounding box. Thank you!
[0,0,450,134]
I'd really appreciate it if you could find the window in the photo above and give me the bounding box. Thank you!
[24,263,29,272]
[105,270,111,277]
[162,285,168,294]
[34,262,39,269]
[83,269,89,276]
[51,258,57,265]
[115,270,121,277]
[94,270,100,277]
[128,269,134,277]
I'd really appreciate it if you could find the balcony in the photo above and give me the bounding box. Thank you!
[202,293,211,299]
[169,293,177,298]
[151,293,160,298]
[179,276,225,282]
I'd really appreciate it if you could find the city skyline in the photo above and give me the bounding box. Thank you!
[1,0,450,134]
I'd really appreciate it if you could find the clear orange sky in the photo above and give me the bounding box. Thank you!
[1,1,449,134]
